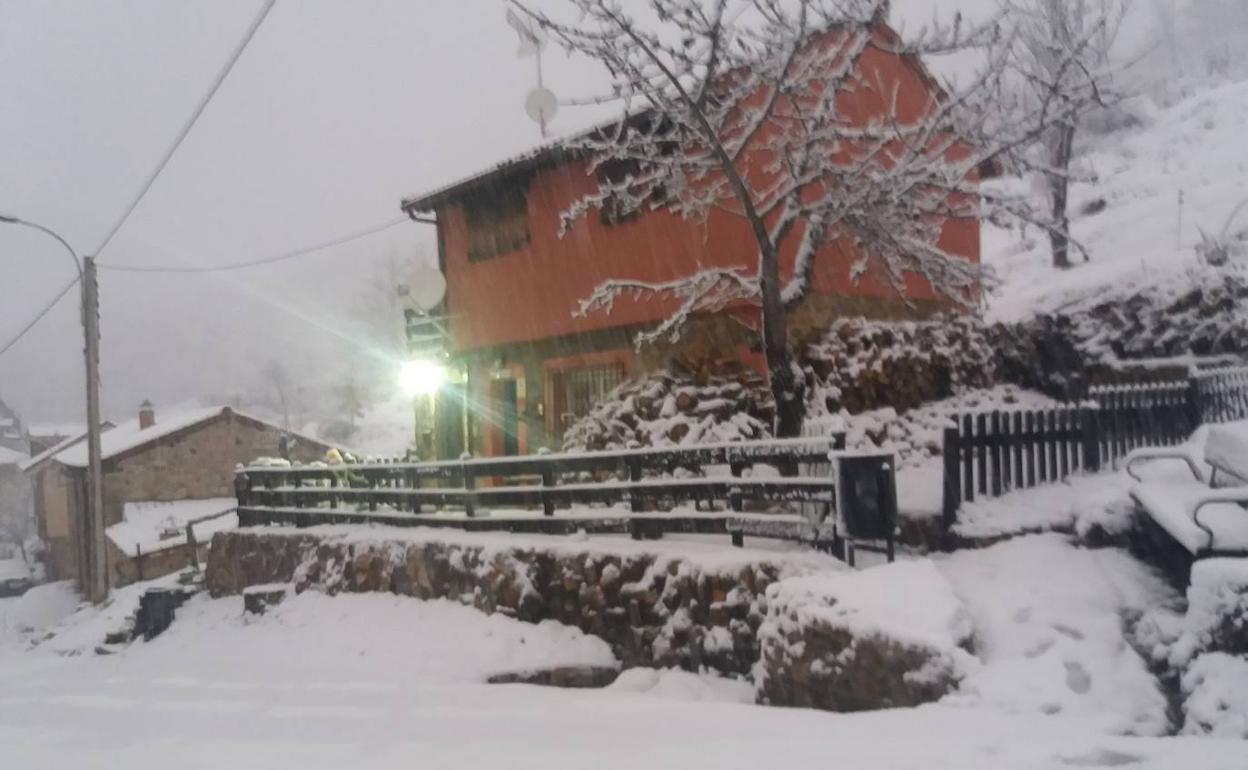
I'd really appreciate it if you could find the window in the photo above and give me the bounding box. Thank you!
[557,365,625,427]
[464,182,530,262]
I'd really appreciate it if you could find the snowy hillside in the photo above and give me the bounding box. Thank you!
[985,79,1248,321]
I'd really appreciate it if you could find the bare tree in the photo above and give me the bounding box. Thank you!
[513,0,1012,435]
[997,0,1126,268]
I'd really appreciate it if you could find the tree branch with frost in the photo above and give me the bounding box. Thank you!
[575,267,760,346]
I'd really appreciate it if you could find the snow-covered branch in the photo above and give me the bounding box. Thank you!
[575,267,760,347]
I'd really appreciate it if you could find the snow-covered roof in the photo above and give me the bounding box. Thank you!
[107,498,237,556]
[0,445,28,466]
[55,407,227,468]
[19,430,90,472]
[51,406,335,469]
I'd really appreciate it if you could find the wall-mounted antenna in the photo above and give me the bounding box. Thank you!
[506,9,557,138]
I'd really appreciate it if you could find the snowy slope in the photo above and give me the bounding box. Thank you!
[986,80,1248,321]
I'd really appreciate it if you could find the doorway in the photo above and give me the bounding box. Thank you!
[491,378,520,456]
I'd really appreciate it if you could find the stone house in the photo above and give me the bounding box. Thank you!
[28,403,334,587]
[399,22,980,458]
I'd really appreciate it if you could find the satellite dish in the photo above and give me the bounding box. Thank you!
[403,266,446,312]
[525,87,558,126]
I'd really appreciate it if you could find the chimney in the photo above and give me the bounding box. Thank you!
[139,400,155,430]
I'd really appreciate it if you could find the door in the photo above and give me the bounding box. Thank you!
[499,379,520,456]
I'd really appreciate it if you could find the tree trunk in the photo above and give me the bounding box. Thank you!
[758,243,805,438]
[1049,123,1077,269]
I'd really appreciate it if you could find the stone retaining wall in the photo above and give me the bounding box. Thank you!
[207,528,966,710]
[207,528,840,675]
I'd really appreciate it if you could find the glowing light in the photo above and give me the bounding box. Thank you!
[399,359,447,397]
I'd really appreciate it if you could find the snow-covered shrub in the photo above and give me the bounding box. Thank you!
[803,315,998,416]
[561,370,773,452]
[562,314,1076,454]
[756,559,973,711]
[1067,264,1248,359]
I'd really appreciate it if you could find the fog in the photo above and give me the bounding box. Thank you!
[0,0,1232,425]
[0,0,612,423]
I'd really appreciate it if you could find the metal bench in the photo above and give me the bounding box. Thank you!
[1125,421,1248,582]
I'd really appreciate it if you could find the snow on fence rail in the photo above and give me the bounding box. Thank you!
[941,371,1248,525]
[234,436,849,542]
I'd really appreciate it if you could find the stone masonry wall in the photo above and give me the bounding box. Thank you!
[100,413,326,526]
[207,529,838,676]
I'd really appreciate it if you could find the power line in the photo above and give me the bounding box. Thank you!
[100,216,411,273]
[0,275,81,359]
[92,0,277,262]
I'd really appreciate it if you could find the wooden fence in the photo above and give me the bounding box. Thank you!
[235,436,850,543]
[941,367,1248,526]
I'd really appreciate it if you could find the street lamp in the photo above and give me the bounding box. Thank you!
[398,359,447,398]
[0,213,108,603]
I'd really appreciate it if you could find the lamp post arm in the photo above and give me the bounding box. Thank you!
[0,215,84,278]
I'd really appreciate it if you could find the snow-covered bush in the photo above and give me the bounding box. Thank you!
[561,370,773,452]
[803,315,998,416]
[563,315,1074,454]
[1067,264,1248,359]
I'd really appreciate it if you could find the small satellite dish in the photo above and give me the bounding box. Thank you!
[403,266,447,312]
[525,87,558,126]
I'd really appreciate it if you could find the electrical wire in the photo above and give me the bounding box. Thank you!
[92,0,278,262]
[0,275,81,358]
[99,216,411,273]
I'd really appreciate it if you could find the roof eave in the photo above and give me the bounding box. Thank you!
[400,143,581,214]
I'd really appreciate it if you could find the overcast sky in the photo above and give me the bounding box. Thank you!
[0,0,627,422]
[0,0,1157,424]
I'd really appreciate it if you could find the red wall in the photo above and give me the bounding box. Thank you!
[437,33,979,354]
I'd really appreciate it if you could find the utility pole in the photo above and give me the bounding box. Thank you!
[82,256,108,604]
[0,214,108,603]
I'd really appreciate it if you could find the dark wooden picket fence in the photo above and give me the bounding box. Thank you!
[941,367,1248,527]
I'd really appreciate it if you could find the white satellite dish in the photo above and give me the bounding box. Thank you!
[525,87,558,126]
[403,266,447,312]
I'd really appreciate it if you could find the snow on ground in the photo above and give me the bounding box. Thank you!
[1181,652,1248,738]
[986,79,1248,322]
[940,534,1178,736]
[0,581,79,649]
[953,471,1136,540]
[771,558,973,653]
[607,667,755,703]
[108,498,237,556]
[1,574,1245,769]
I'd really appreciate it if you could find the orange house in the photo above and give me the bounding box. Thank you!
[401,25,980,458]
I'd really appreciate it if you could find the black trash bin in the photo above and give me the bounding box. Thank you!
[835,452,898,566]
